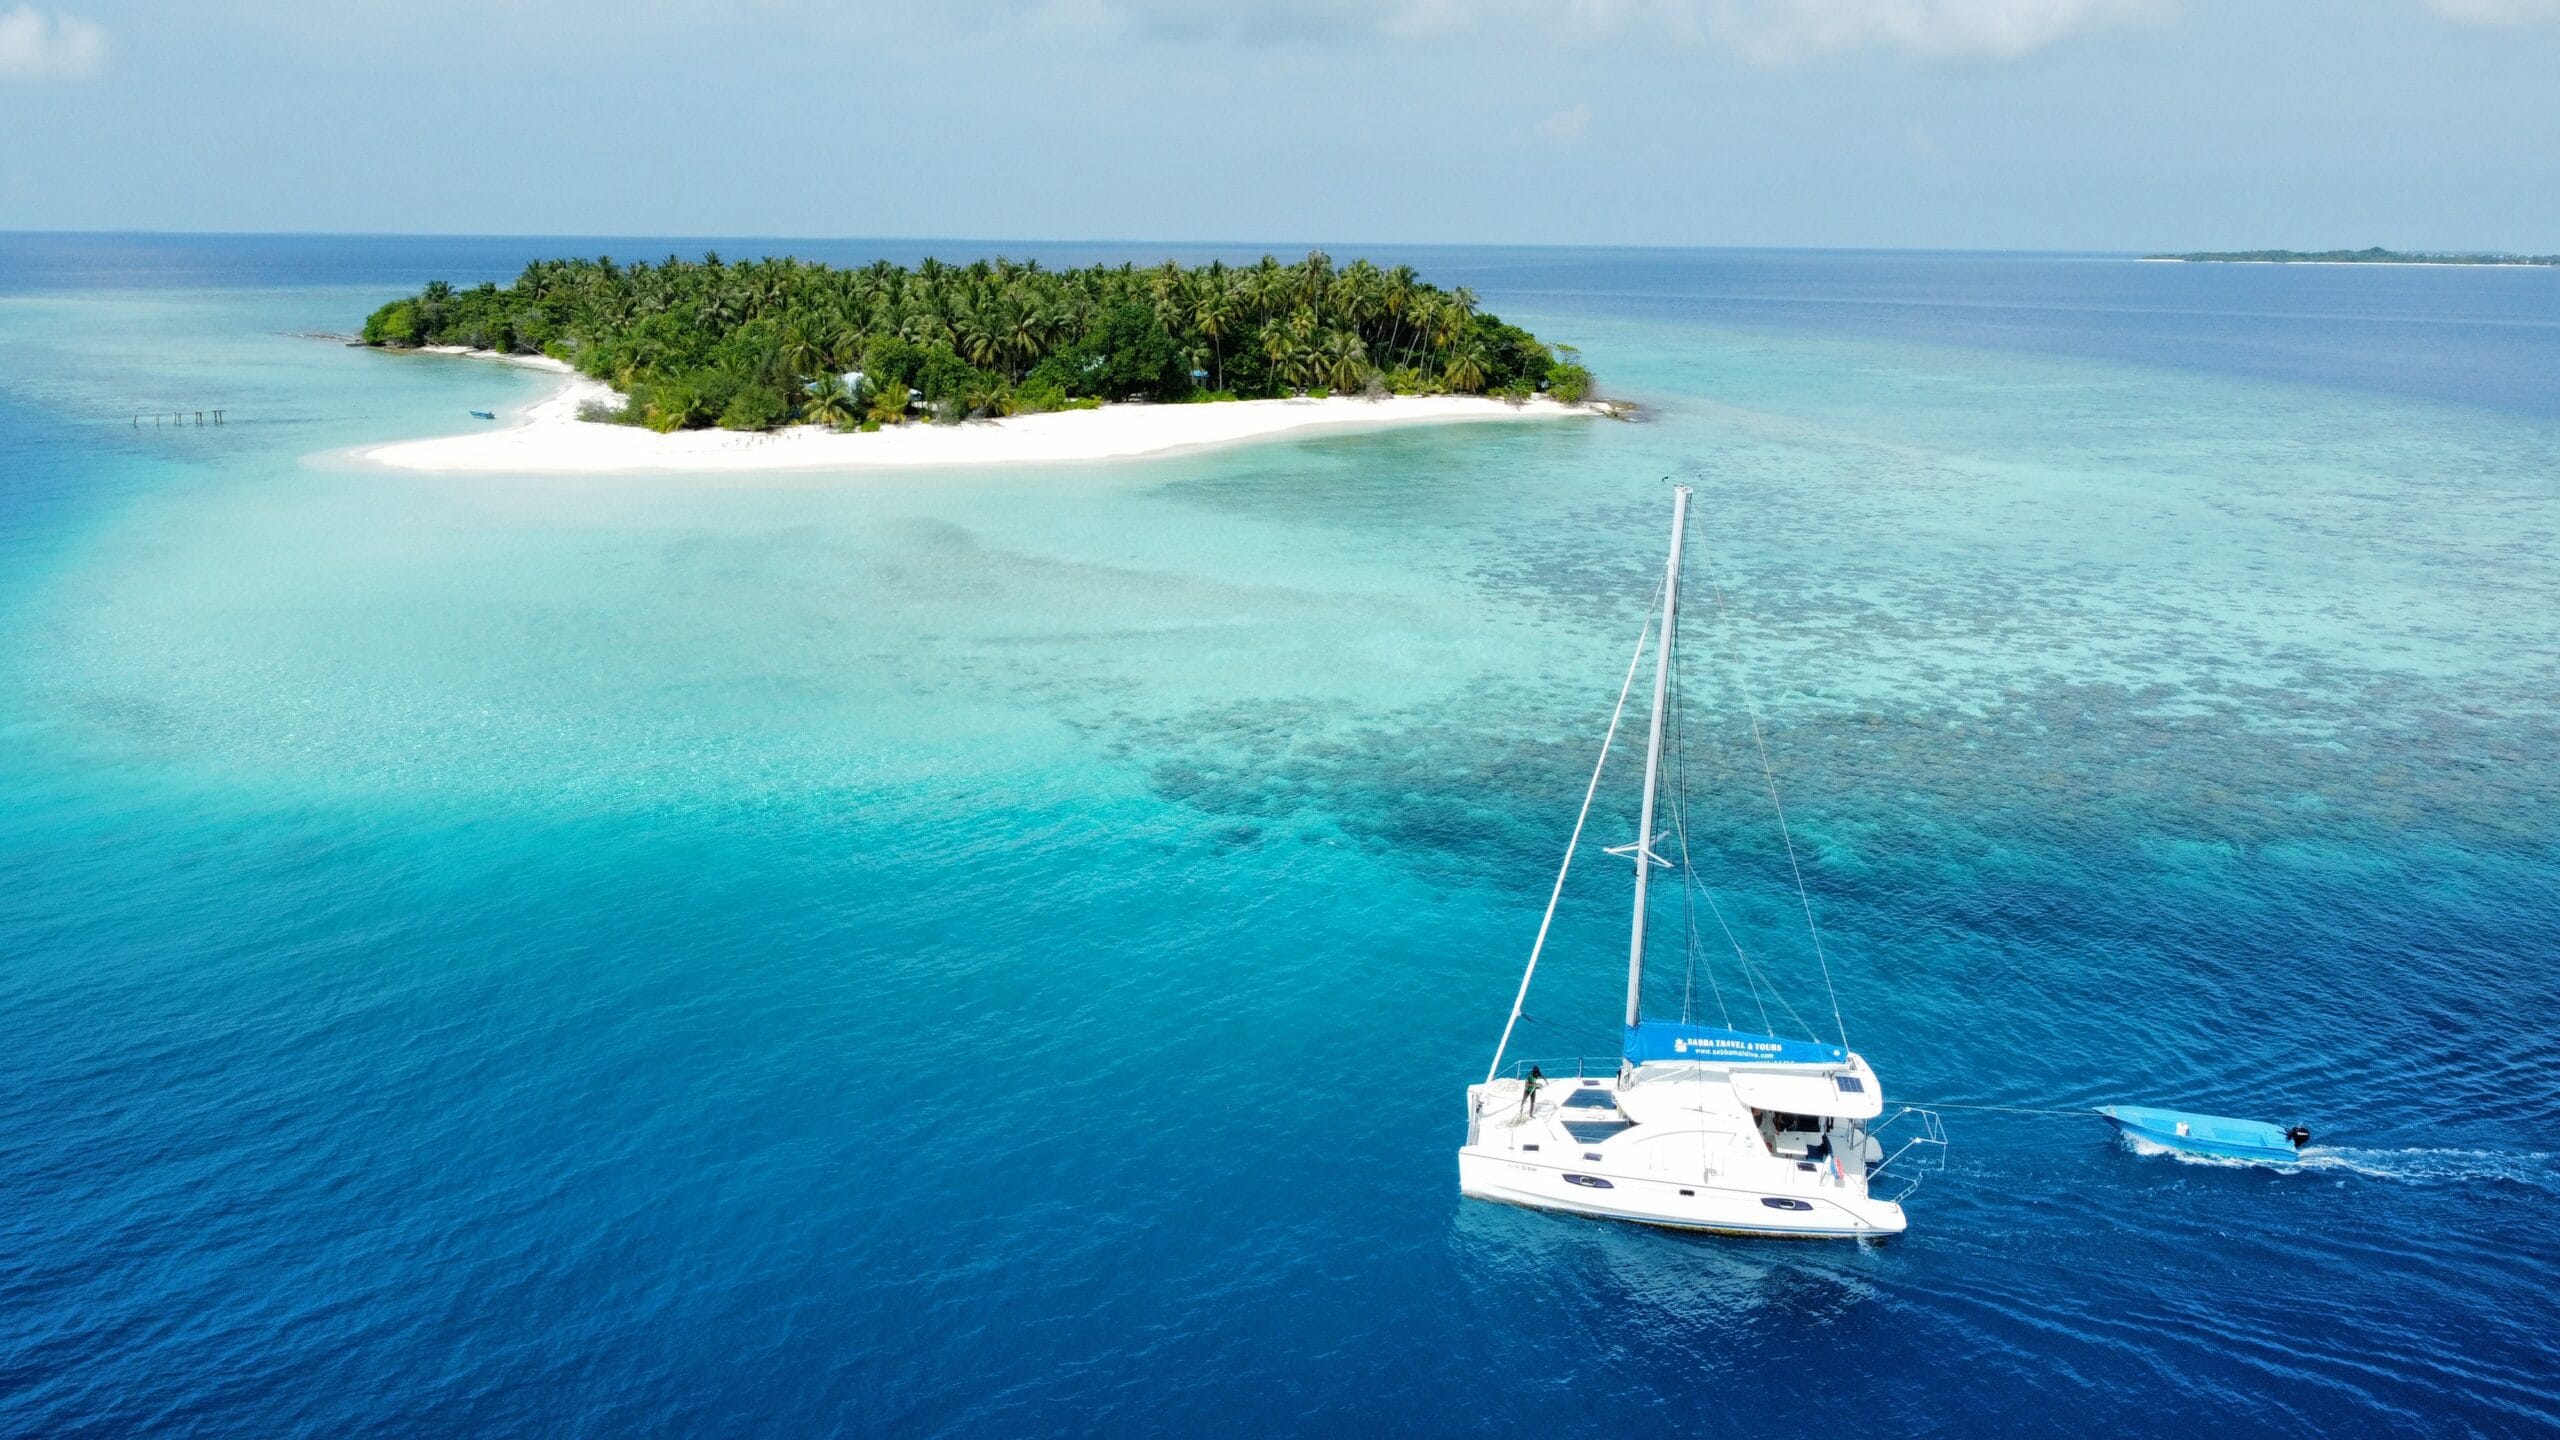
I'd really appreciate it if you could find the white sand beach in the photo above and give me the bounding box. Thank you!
[354,349,1600,475]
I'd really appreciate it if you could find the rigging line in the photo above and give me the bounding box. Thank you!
[1664,567,1780,1034]
[1696,537,1851,1053]
[1669,626,1695,1023]
[1717,901,1817,1040]
[1659,515,1808,1040]
[1666,613,1732,1031]
[1484,585,1662,1087]
[1909,1100,2101,1119]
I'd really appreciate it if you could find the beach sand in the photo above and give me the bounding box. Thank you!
[353,348,1601,475]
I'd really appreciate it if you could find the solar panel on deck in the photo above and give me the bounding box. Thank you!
[1835,1076,1866,1093]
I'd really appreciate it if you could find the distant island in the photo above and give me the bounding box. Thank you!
[361,251,1592,433]
[2149,246,2559,266]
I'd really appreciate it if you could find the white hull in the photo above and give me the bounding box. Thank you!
[1459,1071,1910,1240]
[1457,1149,1904,1239]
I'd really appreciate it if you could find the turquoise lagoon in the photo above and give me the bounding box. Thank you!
[2,237,2557,1436]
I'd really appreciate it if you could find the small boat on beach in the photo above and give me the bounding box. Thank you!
[2101,1105,2311,1163]
[469,410,496,420]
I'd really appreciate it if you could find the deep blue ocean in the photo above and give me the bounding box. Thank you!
[3,235,2556,1437]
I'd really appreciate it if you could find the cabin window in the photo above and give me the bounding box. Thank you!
[1521,1144,1539,1152]
[1562,1090,1618,1110]
[1563,1174,1614,1189]
[1761,1197,1813,1211]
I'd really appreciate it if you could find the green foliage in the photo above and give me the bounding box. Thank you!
[802,375,856,428]
[359,250,1568,430]
[1546,362,1594,404]
[859,371,912,426]
[718,384,792,432]
[1012,376,1068,414]
[1069,302,1191,400]
[362,299,421,346]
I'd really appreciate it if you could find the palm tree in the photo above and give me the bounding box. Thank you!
[802,375,855,427]
[861,374,910,426]
[1441,335,1489,393]
[898,307,948,348]
[1294,340,1329,392]
[1004,301,1048,381]
[1381,266,1420,365]
[1324,329,1370,392]
[1336,260,1382,346]
[780,324,825,382]
[1424,295,1464,360]
[1248,258,1288,325]
[823,320,863,373]
[1192,279,1234,391]
[1295,250,1332,313]
[1260,319,1295,387]
[1448,286,1480,338]
[957,306,1004,371]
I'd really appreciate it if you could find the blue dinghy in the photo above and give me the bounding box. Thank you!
[469,410,496,420]
[2100,1106,2310,1163]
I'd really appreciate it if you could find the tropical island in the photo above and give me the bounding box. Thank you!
[352,250,1601,474]
[2148,246,2560,266]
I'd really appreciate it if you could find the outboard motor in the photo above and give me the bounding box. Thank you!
[2285,1124,2313,1150]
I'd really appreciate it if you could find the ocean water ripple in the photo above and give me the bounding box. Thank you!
[3,239,2557,1437]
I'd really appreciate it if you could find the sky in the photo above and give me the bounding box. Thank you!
[4,0,2558,249]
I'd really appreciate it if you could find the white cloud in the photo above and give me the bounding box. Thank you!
[2420,0,2560,24]
[963,0,2166,64]
[0,4,105,81]
[1535,102,1595,147]
[1701,0,2170,64]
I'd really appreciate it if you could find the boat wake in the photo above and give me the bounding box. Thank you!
[2116,1132,2292,1169]
[2296,1147,2560,1192]
[2119,1132,2560,1190]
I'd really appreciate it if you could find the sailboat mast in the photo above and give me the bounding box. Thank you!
[1626,486,1691,1031]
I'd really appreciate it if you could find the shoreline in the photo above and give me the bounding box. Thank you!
[344,347,1604,475]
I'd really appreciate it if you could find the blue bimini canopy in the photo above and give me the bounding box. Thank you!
[1624,1021,1847,1067]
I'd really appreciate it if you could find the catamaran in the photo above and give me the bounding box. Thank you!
[1459,486,1943,1240]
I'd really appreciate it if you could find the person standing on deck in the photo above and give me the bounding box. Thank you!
[1518,1065,1545,1117]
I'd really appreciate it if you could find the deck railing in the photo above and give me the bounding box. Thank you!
[1865,1107,1950,1201]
